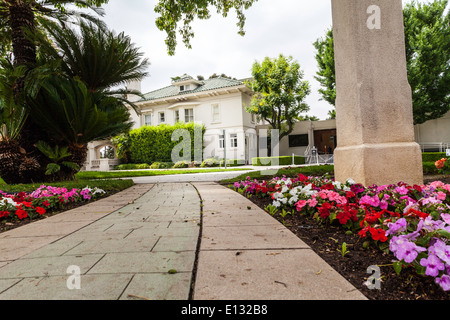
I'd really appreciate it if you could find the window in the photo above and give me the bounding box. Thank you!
[230,134,238,148]
[175,110,180,123]
[212,104,220,122]
[219,134,225,149]
[289,134,309,148]
[185,108,194,122]
[144,114,152,126]
[159,112,165,124]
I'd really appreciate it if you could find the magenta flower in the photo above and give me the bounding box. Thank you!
[420,254,445,277]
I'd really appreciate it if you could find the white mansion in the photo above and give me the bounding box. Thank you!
[84,74,450,171]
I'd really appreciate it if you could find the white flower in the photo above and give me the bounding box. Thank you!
[346,178,356,185]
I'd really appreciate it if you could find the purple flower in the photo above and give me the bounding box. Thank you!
[390,236,427,263]
[420,254,445,277]
[385,218,407,236]
[429,239,450,264]
[435,274,450,291]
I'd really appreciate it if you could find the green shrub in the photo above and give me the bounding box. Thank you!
[252,156,305,166]
[201,158,220,167]
[173,161,190,168]
[129,123,205,164]
[422,152,447,162]
[423,161,450,175]
[150,162,174,169]
[111,134,132,163]
[114,163,150,170]
[220,159,246,167]
[188,161,202,168]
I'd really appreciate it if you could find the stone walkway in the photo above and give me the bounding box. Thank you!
[0,182,367,300]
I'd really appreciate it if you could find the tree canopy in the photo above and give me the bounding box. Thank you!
[246,54,311,142]
[154,0,258,55]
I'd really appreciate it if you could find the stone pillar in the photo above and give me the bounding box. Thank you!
[331,0,423,186]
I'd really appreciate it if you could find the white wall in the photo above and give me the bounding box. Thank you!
[414,110,450,145]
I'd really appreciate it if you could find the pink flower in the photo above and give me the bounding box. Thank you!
[307,198,318,208]
[295,200,307,211]
[437,191,446,201]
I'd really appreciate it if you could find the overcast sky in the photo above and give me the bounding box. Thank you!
[99,0,438,120]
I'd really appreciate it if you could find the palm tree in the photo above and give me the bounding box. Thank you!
[0,0,107,69]
[38,19,149,109]
[25,75,133,180]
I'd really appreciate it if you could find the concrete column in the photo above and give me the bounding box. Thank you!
[331,0,423,186]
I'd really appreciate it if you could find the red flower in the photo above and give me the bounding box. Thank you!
[405,208,429,219]
[36,207,46,215]
[318,202,332,219]
[15,209,27,220]
[321,183,334,190]
[369,228,387,242]
[261,187,268,194]
[42,200,50,207]
[0,211,10,218]
[298,174,308,182]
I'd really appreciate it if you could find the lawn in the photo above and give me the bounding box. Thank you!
[76,167,252,180]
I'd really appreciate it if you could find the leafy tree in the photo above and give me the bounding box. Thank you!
[313,27,335,108]
[404,0,449,124]
[245,54,311,142]
[313,0,450,125]
[154,0,258,55]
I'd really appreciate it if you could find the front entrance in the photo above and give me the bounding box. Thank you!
[313,129,337,155]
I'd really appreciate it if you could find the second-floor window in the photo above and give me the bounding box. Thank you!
[185,108,194,122]
[219,134,225,149]
[212,104,220,122]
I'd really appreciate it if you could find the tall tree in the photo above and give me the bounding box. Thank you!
[246,54,311,142]
[0,0,108,69]
[313,0,450,125]
[154,0,258,55]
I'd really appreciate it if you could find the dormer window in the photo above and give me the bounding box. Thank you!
[179,84,191,92]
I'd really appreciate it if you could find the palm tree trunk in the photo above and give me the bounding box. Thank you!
[9,2,36,68]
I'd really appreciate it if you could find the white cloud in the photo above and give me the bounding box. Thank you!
[100,0,433,120]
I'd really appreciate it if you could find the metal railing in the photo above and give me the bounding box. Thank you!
[418,142,450,153]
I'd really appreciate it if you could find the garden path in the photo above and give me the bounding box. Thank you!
[0,181,367,300]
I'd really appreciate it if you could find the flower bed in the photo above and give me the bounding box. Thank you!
[230,174,450,294]
[0,185,106,222]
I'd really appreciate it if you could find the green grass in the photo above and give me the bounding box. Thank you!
[221,165,335,183]
[0,178,134,194]
[76,167,252,180]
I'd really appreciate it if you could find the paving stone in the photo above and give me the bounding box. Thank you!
[0,236,61,262]
[87,251,196,274]
[193,249,367,300]
[62,236,160,255]
[0,274,133,300]
[0,254,105,278]
[201,225,309,250]
[120,273,192,300]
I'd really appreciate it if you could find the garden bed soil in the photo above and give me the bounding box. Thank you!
[223,174,450,300]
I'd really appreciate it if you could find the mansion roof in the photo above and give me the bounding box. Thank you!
[139,75,250,102]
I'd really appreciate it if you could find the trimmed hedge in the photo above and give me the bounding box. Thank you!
[220,159,246,167]
[422,152,447,162]
[114,163,150,170]
[252,156,305,166]
[129,123,205,164]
